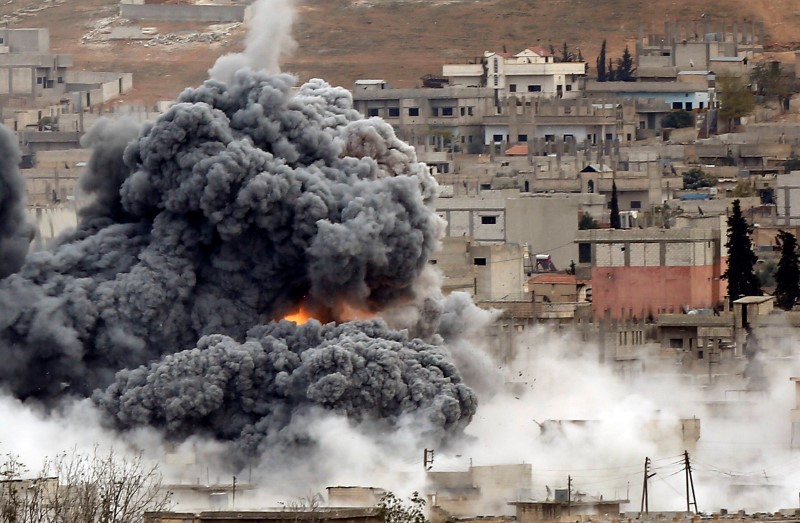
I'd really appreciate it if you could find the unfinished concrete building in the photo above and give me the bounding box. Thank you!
[427,464,533,518]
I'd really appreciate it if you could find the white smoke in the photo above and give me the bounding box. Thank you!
[209,0,298,84]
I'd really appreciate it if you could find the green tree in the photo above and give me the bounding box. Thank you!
[596,40,607,82]
[774,230,800,309]
[784,154,800,173]
[717,74,755,131]
[578,213,599,230]
[379,492,428,523]
[615,46,636,82]
[731,179,757,197]
[750,61,795,110]
[561,42,573,63]
[682,167,717,190]
[609,181,621,229]
[661,110,694,129]
[722,199,761,306]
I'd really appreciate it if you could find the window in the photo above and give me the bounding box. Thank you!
[518,134,528,142]
[432,107,439,117]
[631,200,642,209]
[408,107,419,116]
[367,108,380,117]
[545,134,554,142]
[605,133,613,140]
[481,216,497,225]
[57,77,63,84]
[563,134,574,142]
[492,134,503,143]
[685,102,693,110]
[473,258,487,266]
[699,102,704,109]
[0,37,4,44]
[698,350,704,359]
[460,107,466,116]
[479,183,491,190]
[528,85,542,92]
[578,243,591,263]
[430,259,438,265]
[566,84,573,91]
[672,102,683,110]
[509,84,517,92]
[441,107,454,116]
[670,338,684,349]
[468,107,474,116]
[388,107,400,117]
[36,77,44,85]
[627,133,632,141]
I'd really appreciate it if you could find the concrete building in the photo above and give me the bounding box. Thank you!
[443,48,586,101]
[525,273,592,324]
[326,487,386,507]
[427,464,533,518]
[0,28,72,101]
[511,499,626,523]
[435,189,603,269]
[145,509,384,523]
[584,80,714,112]
[575,228,726,320]
[776,171,800,226]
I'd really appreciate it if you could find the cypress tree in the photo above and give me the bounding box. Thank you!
[774,229,800,310]
[596,40,607,82]
[609,181,621,229]
[616,46,636,82]
[722,199,761,306]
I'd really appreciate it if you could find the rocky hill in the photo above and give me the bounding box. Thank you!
[2,0,800,103]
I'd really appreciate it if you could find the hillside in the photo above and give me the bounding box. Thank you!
[2,0,800,104]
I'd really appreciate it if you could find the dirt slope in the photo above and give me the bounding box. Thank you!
[2,0,799,104]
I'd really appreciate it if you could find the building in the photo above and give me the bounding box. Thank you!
[427,464,533,518]
[0,28,72,101]
[575,228,726,320]
[443,48,586,101]
[435,189,604,269]
[584,79,714,112]
[525,273,591,324]
[429,237,524,299]
[510,499,626,523]
[776,171,800,226]
[145,509,384,523]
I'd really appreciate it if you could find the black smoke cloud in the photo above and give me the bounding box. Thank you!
[0,70,476,453]
[0,125,34,278]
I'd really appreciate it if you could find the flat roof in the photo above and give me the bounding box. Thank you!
[733,296,773,304]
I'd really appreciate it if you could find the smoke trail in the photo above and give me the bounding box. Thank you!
[209,0,297,85]
[0,124,34,278]
[0,70,475,455]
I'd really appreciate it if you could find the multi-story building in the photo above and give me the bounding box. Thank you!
[443,48,586,101]
[0,28,72,101]
[575,228,726,320]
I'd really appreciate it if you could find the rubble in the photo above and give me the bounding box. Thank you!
[81,16,240,49]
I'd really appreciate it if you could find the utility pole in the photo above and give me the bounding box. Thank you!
[684,451,698,514]
[232,475,237,509]
[424,448,435,470]
[640,457,655,515]
[567,475,572,516]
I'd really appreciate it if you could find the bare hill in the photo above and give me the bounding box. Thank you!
[2,0,800,103]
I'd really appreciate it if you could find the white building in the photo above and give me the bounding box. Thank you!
[443,48,586,101]
[777,171,800,226]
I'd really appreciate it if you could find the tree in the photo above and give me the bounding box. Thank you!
[609,181,621,229]
[750,61,795,110]
[661,110,694,129]
[722,199,761,306]
[717,74,755,131]
[578,213,599,230]
[596,40,607,82]
[774,230,800,310]
[561,42,572,63]
[682,167,717,190]
[615,46,636,82]
[784,154,800,173]
[607,59,616,82]
[0,448,171,523]
[379,491,428,523]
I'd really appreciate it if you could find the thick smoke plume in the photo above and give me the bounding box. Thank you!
[0,70,475,454]
[0,125,34,278]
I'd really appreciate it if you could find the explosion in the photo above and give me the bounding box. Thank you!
[0,70,478,460]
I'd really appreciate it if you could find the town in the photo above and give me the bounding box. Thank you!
[2,1,800,523]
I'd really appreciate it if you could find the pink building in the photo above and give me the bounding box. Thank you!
[575,228,727,320]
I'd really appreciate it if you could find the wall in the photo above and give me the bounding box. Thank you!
[505,195,581,269]
[120,3,247,22]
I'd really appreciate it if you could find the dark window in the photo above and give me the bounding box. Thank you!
[474,258,487,266]
[481,216,497,225]
[631,200,642,209]
[442,107,454,116]
[367,108,380,117]
[0,38,4,44]
[670,338,684,349]
[468,107,474,116]
[578,243,591,263]
[388,107,400,117]
[509,84,517,92]
[699,102,704,109]
[672,102,683,110]
[545,134,555,142]
[36,77,43,85]
[605,133,613,140]
[57,77,63,84]
[492,134,503,143]
[518,134,528,142]
[479,183,491,190]
[698,350,704,359]
[528,85,542,92]
[627,133,632,141]
[432,107,439,117]
[408,107,419,116]
[685,102,693,110]
[430,259,438,265]
[460,107,466,116]
[566,84,573,91]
